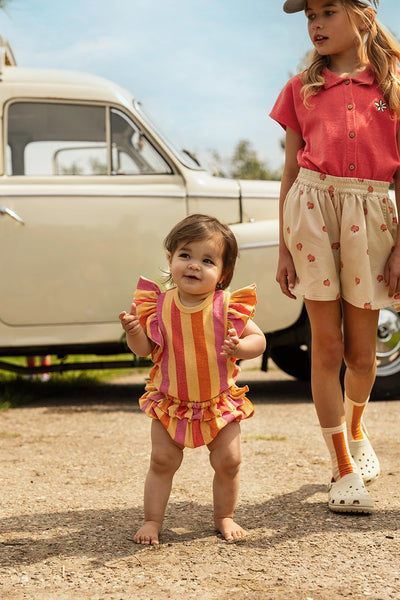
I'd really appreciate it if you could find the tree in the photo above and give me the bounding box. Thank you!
[209,139,282,181]
[230,139,273,180]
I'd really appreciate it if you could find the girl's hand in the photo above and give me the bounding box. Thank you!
[220,328,240,358]
[276,248,297,300]
[119,303,142,336]
[385,247,400,297]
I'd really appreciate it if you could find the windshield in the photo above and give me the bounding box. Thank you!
[134,100,204,171]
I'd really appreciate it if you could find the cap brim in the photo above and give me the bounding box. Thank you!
[283,0,306,13]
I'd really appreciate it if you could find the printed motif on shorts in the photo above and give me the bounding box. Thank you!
[283,169,398,310]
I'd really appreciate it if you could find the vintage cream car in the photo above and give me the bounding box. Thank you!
[0,39,398,395]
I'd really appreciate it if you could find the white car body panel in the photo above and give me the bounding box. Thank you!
[0,42,300,356]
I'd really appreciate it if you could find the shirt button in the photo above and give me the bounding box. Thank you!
[349,131,355,138]
[349,164,355,170]
[347,104,354,110]
[345,79,350,85]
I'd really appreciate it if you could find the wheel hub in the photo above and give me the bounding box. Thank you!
[376,308,400,376]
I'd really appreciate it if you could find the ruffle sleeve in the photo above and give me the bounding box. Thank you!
[227,284,257,337]
[133,277,163,347]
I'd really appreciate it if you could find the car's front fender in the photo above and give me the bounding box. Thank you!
[230,219,303,333]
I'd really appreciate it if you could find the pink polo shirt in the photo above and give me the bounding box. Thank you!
[270,66,400,182]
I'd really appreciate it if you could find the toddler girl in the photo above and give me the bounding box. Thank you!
[119,214,266,543]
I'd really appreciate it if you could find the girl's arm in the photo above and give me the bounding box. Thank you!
[384,125,400,296]
[276,126,304,299]
[119,303,155,357]
[220,321,266,360]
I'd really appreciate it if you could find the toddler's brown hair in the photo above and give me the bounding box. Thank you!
[164,214,238,290]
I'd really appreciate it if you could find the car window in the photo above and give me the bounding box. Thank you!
[6,102,107,176]
[6,102,172,176]
[110,108,171,175]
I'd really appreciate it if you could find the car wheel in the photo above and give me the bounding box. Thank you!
[373,307,400,397]
[269,344,311,381]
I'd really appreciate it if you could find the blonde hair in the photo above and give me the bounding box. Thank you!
[301,0,400,117]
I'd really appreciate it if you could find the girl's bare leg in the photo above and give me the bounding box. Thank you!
[342,300,379,402]
[305,299,379,484]
[208,421,244,541]
[134,420,183,545]
[305,299,345,428]
[304,299,359,481]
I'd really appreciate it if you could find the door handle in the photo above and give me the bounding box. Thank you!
[0,206,25,225]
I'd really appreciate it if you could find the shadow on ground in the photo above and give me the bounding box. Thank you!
[1,482,399,569]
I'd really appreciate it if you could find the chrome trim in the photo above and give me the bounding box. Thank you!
[238,241,279,250]
[0,190,185,198]
[0,206,25,225]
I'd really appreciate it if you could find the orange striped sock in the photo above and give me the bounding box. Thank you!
[344,393,368,441]
[322,423,356,481]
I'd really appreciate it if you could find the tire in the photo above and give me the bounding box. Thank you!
[269,344,311,381]
[372,307,400,398]
[269,307,400,398]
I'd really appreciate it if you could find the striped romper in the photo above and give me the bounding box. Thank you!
[133,277,256,448]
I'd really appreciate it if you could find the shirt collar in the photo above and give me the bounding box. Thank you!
[322,66,376,89]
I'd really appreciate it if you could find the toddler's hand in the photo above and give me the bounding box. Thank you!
[119,303,142,336]
[220,328,240,358]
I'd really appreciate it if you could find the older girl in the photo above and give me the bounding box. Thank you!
[271,0,400,512]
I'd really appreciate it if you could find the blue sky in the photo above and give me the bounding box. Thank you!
[1,0,399,172]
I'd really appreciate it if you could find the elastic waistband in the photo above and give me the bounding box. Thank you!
[297,168,390,195]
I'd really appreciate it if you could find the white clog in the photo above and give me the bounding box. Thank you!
[328,472,374,514]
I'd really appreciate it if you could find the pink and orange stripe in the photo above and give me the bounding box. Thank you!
[134,278,257,447]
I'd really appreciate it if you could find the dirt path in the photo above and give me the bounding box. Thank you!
[1,366,400,600]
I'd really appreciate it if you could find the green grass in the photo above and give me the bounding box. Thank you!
[243,434,286,442]
[0,354,146,410]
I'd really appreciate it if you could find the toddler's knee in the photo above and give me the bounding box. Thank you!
[150,448,182,475]
[211,451,241,477]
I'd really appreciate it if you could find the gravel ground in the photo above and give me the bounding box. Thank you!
[1,363,400,600]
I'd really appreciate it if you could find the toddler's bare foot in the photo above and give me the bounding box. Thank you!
[133,521,161,545]
[215,517,246,541]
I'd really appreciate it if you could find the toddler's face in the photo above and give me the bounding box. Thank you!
[168,236,224,306]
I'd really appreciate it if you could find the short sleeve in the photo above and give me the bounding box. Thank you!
[133,277,163,346]
[227,284,257,337]
[269,74,303,135]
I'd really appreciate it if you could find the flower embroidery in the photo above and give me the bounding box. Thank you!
[375,99,387,112]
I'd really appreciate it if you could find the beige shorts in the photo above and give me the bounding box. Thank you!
[284,168,399,310]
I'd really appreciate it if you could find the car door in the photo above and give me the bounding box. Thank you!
[0,100,187,327]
